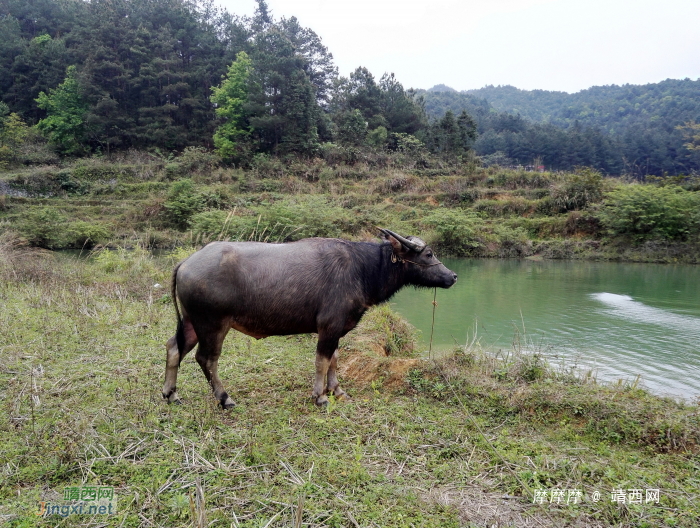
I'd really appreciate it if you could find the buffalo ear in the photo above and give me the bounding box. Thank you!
[377,228,404,253]
[386,233,403,253]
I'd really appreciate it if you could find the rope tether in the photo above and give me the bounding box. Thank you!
[426,289,563,528]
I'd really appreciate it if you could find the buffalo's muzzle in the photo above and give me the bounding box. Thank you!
[442,271,457,288]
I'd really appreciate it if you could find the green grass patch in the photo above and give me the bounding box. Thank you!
[0,242,697,527]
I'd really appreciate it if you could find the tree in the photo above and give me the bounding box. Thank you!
[6,31,72,124]
[0,102,30,167]
[210,51,252,162]
[278,16,337,107]
[252,0,273,31]
[336,109,367,146]
[678,121,700,151]
[378,73,426,134]
[437,110,459,153]
[0,15,23,102]
[367,125,387,148]
[457,110,477,150]
[333,67,384,128]
[247,26,320,155]
[36,65,87,155]
[278,69,319,153]
[0,102,30,150]
[164,179,205,229]
[423,109,478,157]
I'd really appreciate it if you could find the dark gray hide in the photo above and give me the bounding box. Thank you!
[162,230,457,408]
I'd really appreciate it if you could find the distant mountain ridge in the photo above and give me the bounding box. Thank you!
[427,84,457,93]
[465,79,700,134]
[416,79,700,175]
[424,79,700,134]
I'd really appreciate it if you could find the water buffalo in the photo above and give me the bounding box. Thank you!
[162,228,457,408]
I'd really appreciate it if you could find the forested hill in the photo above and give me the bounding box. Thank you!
[419,81,700,176]
[467,80,700,133]
[0,0,436,158]
[1,0,699,176]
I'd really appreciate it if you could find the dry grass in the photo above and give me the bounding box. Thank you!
[0,246,698,527]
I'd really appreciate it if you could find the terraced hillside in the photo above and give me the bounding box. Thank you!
[1,152,699,263]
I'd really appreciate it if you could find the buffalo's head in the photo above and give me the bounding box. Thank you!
[378,228,457,289]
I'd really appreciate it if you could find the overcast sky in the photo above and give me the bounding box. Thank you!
[218,0,700,94]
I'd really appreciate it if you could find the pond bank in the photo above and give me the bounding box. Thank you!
[393,258,700,400]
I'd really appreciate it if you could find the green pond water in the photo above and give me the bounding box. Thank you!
[392,259,700,400]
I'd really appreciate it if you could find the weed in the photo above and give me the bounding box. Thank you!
[2,157,699,262]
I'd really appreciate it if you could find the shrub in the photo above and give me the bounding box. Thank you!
[344,305,418,358]
[473,197,535,216]
[318,142,360,166]
[7,167,62,196]
[251,153,285,178]
[550,168,603,211]
[597,184,700,241]
[491,224,531,257]
[56,170,90,195]
[422,209,484,255]
[92,246,156,276]
[165,162,181,179]
[257,198,354,239]
[336,109,367,145]
[493,170,553,189]
[189,210,235,238]
[0,109,32,168]
[21,207,65,247]
[189,198,356,242]
[71,160,139,182]
[169,246,197,264]
[65,221,110,248]
[164,179,205,229]
[367,126,388,148]
[360,304,417,356]
[176,146,220,175]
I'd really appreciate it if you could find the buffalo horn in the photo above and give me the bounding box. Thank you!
[379,228,426,252]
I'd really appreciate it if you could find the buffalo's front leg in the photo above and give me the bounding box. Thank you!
[312,336,339,407]
[326,349,348,400]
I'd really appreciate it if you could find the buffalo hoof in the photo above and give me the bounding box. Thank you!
[164,390,183,405]
[330,387,349,400]
[220,395,236,410]
[314,394,329,407]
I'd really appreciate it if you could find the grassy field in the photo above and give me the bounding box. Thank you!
[0,237,698,527]
[1,151,699,263]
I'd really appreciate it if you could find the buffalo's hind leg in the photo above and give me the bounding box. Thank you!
[163,316,198,404]
[326,349,348,400]
[194,321,235,409]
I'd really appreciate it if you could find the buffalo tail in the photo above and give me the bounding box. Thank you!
[171,260,186,365]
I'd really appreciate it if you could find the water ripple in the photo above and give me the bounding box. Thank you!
[591,292,700,334]
[394,261,700,400]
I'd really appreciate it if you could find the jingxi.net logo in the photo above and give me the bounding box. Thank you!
[36,486,117,518]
